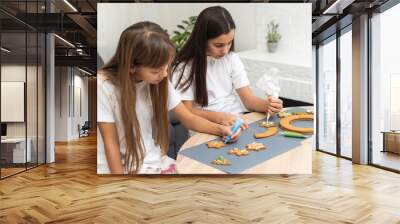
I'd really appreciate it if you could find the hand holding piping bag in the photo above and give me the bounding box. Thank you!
[222,117,248,143]
[256,68,282,120]
[266,92,281,122]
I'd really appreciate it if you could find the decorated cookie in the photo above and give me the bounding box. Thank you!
[255,126,279,139]
[278,111,292,118]
[207,141,226,149]
[246,142,266,151]
[259,121,275,128]
[228,148,249,156]
[212,155,231,165]
[279,114,314,134]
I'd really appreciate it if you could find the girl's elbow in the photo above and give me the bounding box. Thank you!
[181,113,197,129]
[243,101,255,111]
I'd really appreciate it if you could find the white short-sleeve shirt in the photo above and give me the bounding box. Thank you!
[97,73,181,174]
[172,52,249,115]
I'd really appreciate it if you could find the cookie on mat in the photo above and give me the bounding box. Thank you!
[278,111,292,118]
[228,148,249,156]
[246,142,266,151]
[207,140,226,149]
[259,121,275,128]
[254,126,279,139]
[212,155,231,165]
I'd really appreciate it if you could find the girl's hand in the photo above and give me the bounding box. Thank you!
[240,122,249,131]
[267,96,283,115]
[215,112,237,126]
[219,123,247,143]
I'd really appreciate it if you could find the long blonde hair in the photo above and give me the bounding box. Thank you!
[101,22,175,174]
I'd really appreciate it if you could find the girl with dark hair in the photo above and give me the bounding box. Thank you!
[97,21,241,174]
[172,6,283,126]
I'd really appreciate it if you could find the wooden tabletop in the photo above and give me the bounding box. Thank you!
[176,108,313,174]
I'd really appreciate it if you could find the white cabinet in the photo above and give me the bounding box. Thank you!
[237,50,313,104]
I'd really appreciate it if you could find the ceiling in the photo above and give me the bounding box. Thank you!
[0,0,392,73]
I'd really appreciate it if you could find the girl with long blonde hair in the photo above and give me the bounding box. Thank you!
[97,22,241,174]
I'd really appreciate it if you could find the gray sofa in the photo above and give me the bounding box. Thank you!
[167,112,189,160]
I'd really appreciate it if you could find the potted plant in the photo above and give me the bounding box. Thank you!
[170,16,197,51]
[266,20,282,53]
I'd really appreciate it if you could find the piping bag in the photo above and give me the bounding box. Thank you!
[224,118,243,143]
[282,131,306,139]
[256,68,281,123]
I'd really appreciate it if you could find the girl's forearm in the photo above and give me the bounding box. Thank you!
[237,86,268,113]
[188,107,221,123]
[244,95,268,113]
[104,145,124,174]
[184,113,223,136]
[173,103,224,136]
[98,123,124,174]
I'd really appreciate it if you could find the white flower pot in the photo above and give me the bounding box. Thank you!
[267,42,278,53]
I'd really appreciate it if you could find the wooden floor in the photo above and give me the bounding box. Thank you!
[1,135,400,223]
[373,150,400,171]
[1,163,45,178]
[0,167,26,178]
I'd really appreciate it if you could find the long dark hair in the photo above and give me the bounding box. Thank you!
[100,22,175,174]
[171,6,235,107]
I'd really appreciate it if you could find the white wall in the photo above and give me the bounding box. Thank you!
[55,67,67,141]
[1,64,46,164]
[1,64,25,126]
[75,74,89,123]
[1,65,26,82]
[1,65,26,140]
[72,73,89,138]
[54,67,89,141]
[98,3,311,65]
[253,4,311,67]
[1,65,38,138]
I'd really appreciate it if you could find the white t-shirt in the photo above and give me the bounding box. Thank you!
[97,73,181,174]
[172,52,250,115]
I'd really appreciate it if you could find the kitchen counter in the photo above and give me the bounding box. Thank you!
[238,49,313,104]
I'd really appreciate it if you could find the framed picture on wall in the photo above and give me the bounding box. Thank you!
[1,81,25,122]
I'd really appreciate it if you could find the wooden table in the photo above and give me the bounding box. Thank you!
[176,109,313,174]
[381,131,400,154]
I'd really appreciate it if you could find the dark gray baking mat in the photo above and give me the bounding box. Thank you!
[179,108,313,174]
